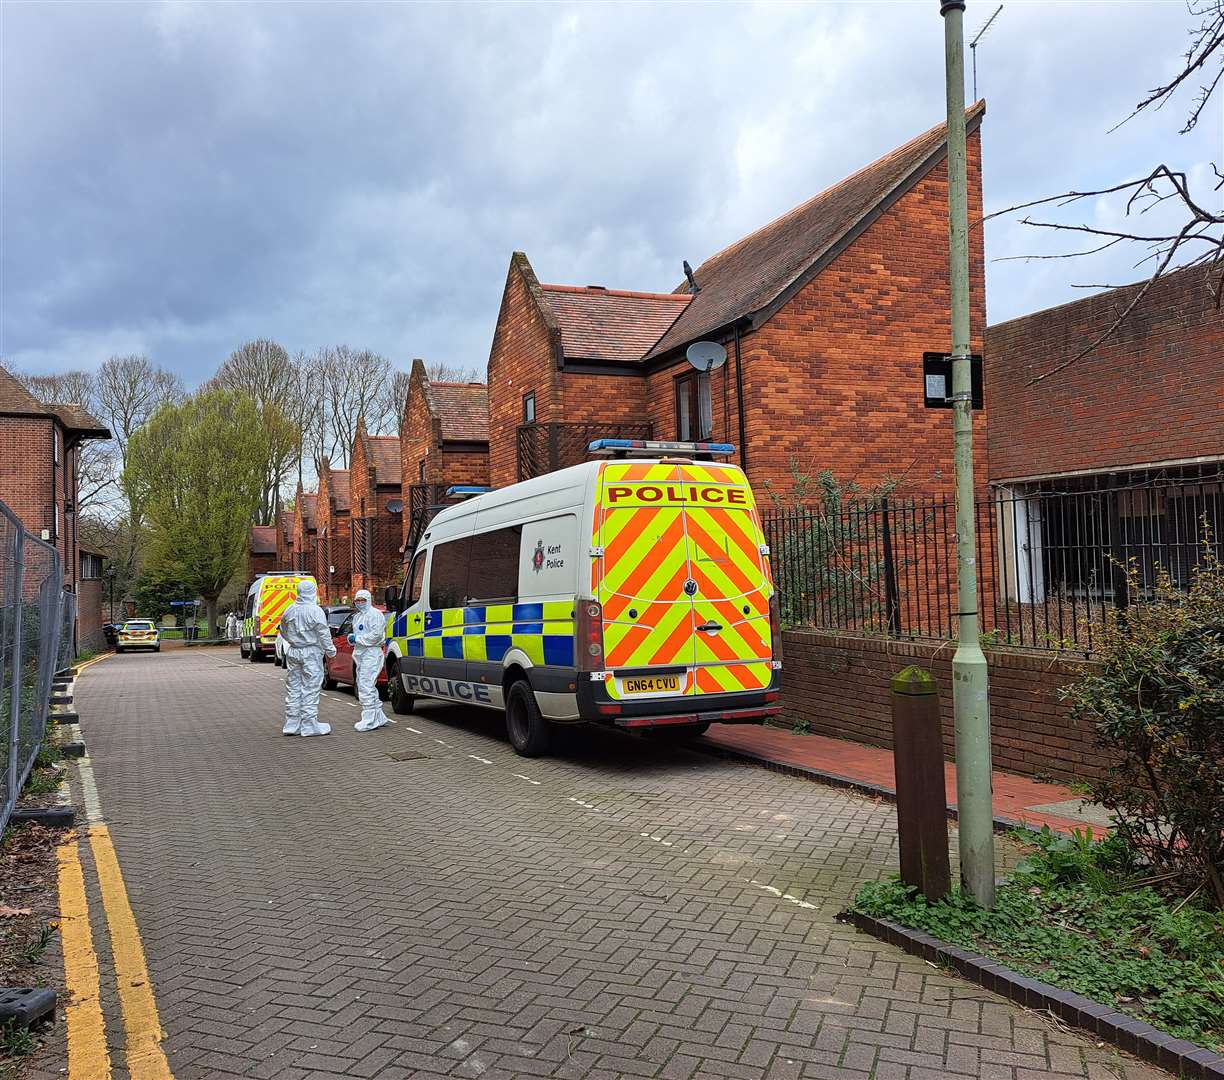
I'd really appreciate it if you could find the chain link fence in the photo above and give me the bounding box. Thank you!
[0,500,68,835]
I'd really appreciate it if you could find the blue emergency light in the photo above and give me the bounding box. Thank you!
[587,439,736,458]
[445,485,491,499]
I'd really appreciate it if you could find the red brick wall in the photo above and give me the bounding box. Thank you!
[440,449,489,488]
[782,629,1110,783]
[986,264,1224,481]
[0,416,56,544]
[487,254,563,488]
[644,359,737,445]
[733,132,988,499]
[247,551,276,582]
[558,371,648,427]
[77,577,105,654]
[401,366,436,501]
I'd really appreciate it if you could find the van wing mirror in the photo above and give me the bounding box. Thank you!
[383,585,399,613]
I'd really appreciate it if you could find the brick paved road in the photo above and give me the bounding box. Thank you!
[72,647,1162,1080]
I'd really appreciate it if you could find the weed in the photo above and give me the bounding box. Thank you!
[20,922,59,964]
[0,1019,37,1057]
[22,768,63,796]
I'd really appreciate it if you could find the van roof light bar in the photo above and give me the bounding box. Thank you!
[587,439,736,460]
[444,485,491,499]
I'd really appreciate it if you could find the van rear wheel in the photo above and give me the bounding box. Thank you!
[650,721,711,740]
[506,680,550,757]
[388,660,415,715]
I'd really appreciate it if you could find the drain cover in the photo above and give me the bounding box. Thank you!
[387,749,430,762]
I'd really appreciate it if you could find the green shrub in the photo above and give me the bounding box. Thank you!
[1061,544,1224,907]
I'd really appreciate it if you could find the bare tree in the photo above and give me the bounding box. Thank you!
[427,360,485,384]
[385,367,412,434]
[94,355,184,473]
[209,340,302,522]
[323,347,395,465]
[990,0,1223,384]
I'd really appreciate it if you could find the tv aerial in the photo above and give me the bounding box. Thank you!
[685,341,727,373]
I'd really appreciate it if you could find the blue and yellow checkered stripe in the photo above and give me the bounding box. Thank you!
[393,602,574,667]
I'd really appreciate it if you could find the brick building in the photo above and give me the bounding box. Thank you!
[487,104,988,498]
[314,459,353,603]
[985,263,1223,603]
[246,525,277,583]
[0,369,111,653]
[291,487,319,577]
[349,420,403,595]
[399,358,489,553]
[273,510,295,573]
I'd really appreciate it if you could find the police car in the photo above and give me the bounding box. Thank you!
[116,619,160,653]
[383,441,781,757]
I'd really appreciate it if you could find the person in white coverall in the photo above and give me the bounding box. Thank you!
[349,589,389,732]
[278,579,337,737]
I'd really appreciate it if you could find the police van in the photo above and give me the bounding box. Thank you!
[241,572,315,663]
[382,441,781,756]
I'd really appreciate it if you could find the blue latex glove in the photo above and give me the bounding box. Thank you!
[346,634,355,645]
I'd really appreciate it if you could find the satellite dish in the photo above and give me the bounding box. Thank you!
[686,341,727,373]
[385,499,404,514]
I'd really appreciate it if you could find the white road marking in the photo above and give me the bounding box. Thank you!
[75,754,104,824]
[567,797,598,810]
[747,879,817,910]
[435,739,450,746]
[467,755,493,765]
[513,774,541,785]
[404,727,422,734]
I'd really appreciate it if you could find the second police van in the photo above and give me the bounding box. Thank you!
[383,440,782,756]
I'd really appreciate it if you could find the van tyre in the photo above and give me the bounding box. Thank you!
[506,680,551,758]
[388,660,415,715]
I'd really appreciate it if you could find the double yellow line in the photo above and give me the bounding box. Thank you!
[57,825,173,1078]
[54,655,172,1078]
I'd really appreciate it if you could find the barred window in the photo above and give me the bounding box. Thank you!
[428,538,470,610]
[466,526,522,604]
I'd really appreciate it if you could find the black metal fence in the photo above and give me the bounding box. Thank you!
[518,421,654,482]
[762,468,1222,654]
[1,500,69,835]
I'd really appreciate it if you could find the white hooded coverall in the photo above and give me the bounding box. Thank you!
[278,580,336,737]
[351,590,389,732]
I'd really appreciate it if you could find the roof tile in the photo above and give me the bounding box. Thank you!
[369,436,402,487]
[431,383,489,442]
[250,525,277,555]
[540,286,691,363]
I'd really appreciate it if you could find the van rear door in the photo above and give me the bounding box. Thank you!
[258,576,300,638]
[593,461,772,699]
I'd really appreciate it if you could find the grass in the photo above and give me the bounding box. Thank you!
[0,1019,37,1057]
[850,827,1224,1052]
[21,768,64,797]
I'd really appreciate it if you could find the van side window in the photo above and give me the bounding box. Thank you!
[245,593,255,618]
[428,538,470,610]
[404,551,426,607]
[466,525,522,604]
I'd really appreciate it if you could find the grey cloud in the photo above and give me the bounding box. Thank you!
[1,1,1215,381]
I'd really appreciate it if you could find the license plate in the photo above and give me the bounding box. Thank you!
[621,674,681,695]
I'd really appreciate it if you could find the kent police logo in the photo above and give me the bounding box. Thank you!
[532,540,545,573]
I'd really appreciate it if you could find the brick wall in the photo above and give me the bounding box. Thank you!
[0,416,56,544]
[441,448,490,488]
[781,629,1109,783]
[986,264,1224,481]
[732,131,988,499]
[247,551,276,582]
[487,254,563,488]
[77,577,105,654]
[558,370,648,427]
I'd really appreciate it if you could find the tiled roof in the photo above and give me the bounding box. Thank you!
[646,103,986,359]
[431,383,489,442]
[0,369,110,435]
[300,493,318,531]
[369,436,402,487]
[329,470,351,512]
[540,286,691,363]
[250,525,277,555]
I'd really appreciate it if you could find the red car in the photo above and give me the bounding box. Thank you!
[322,608,389,698]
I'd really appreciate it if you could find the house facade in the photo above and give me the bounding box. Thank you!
[314,459,352,603]
[0,369,111,653]
[985,263,1223,605]
[291,487,319,577]
[399,358,489,554]
[349,420,403,596]
[487,105,989,500]
[247,525,277,583]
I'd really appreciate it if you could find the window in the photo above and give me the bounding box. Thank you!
[53,429,60,466]
[522,392,536,424]
[675,372,713,441]
[418,459,426,483]
[245,593,255,618]
[403,551,426,607]
[427,538,470,609]
[466,525,522,604]
[80,552,103,580]
[338,614,354,636]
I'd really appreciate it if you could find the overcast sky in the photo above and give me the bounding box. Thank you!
[2,1,1219,383]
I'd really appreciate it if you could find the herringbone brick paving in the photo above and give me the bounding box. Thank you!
[65,648,1161,1079]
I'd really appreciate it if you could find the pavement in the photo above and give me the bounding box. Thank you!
[33,646,1161,1080]
[697,727,1113,836]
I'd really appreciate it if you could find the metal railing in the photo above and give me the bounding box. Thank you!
[1,500,68,835]
[517,421,654,481]
[763,468,1222,654]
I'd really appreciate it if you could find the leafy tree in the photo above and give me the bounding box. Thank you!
[131,565,195,625]
[124,389,269,638]
[209,340,302,522]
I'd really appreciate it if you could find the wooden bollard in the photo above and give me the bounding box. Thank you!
[891,665,951,900]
